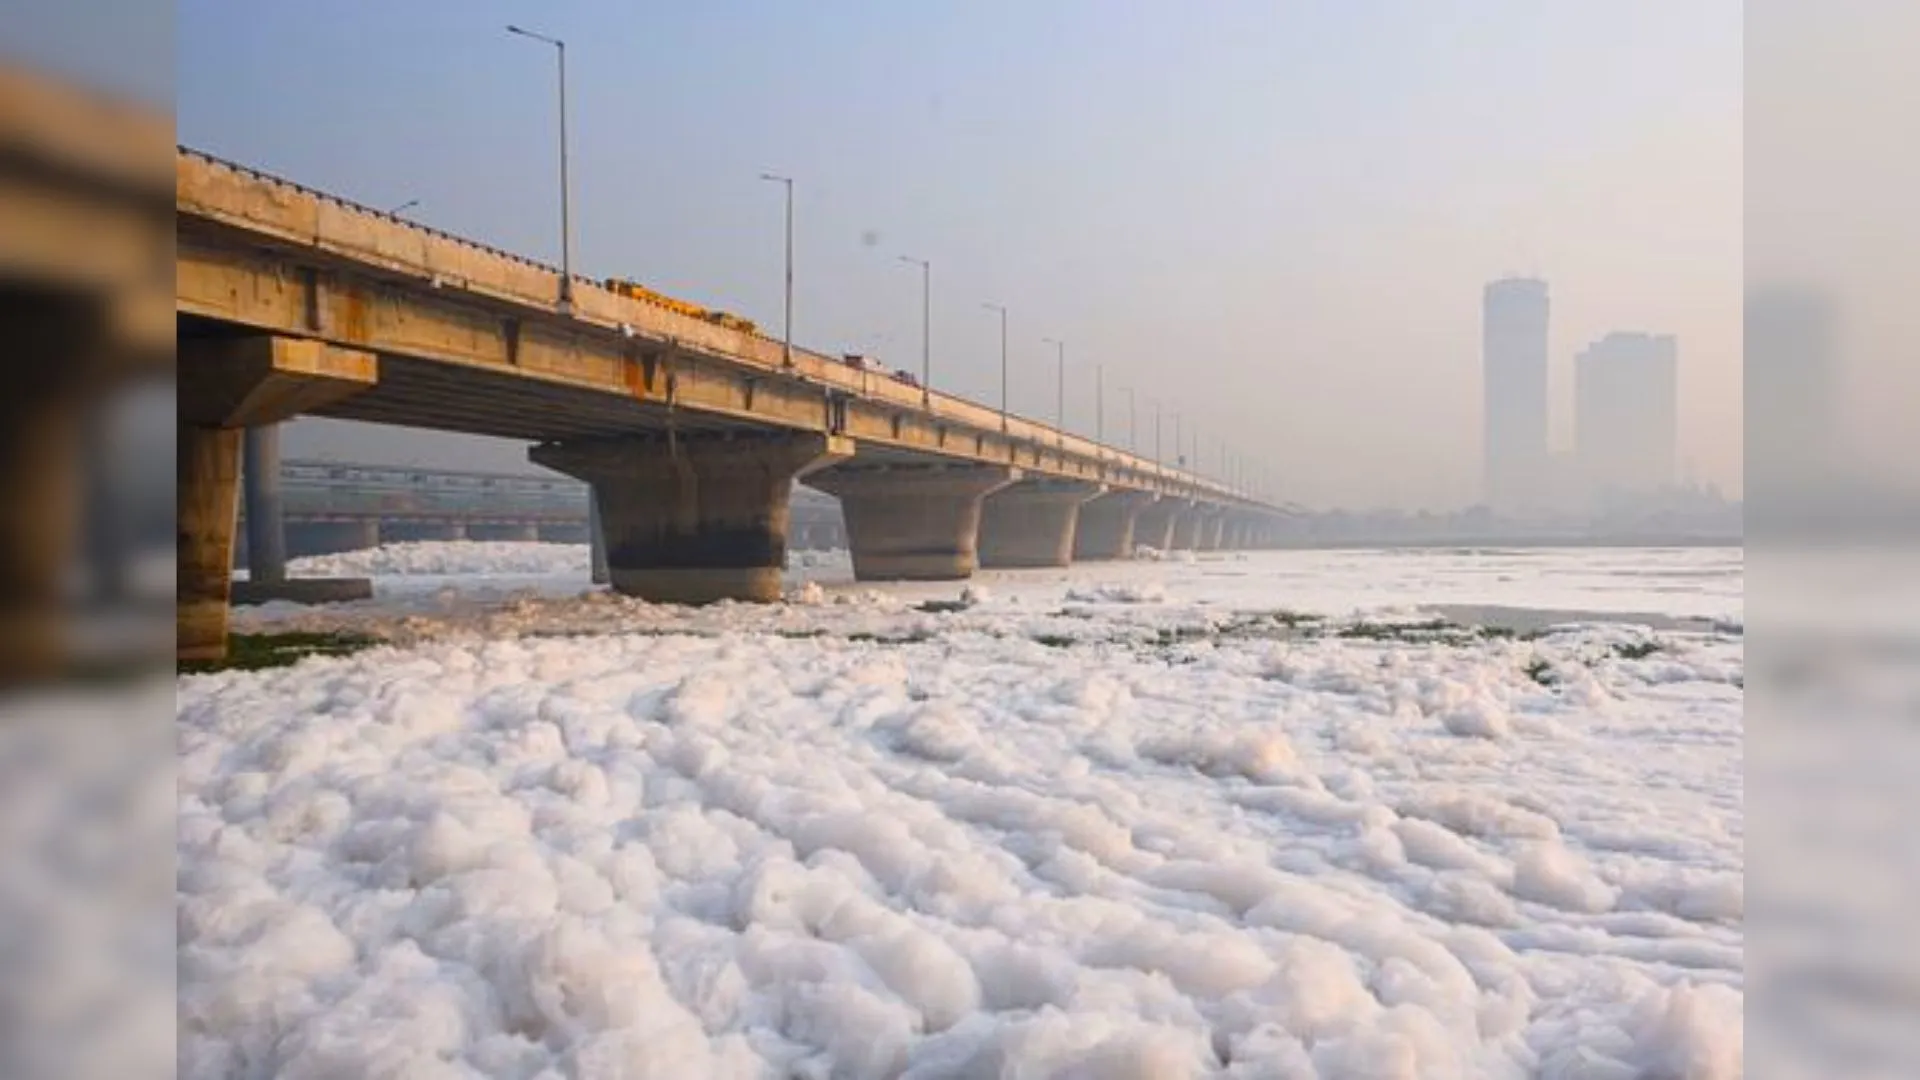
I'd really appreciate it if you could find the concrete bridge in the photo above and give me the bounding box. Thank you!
[178,149,1285,660]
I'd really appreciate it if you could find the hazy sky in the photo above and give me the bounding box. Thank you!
[177,1,1742,510]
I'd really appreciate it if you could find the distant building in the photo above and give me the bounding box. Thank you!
[1482,278,1552,510]
[1574,332,1678,504]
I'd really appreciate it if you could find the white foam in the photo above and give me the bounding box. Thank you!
[180,547,1743,1077]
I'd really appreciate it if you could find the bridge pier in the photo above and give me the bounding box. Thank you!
[1071,491,1157,562]
[533,432,852,604]
[242,425,288,584]
[179,336,376,661]
[978,480,1103,568]
[808,465,1016,581]
[587,496,610,584]
[1170,506,1207,550]
[1197,508,1227,551]
[1133,498,1187,554]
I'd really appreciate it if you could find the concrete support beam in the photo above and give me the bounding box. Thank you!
[1169,506,1206,550]
[1072,491,1158,562]
[587,495,610,584]
[1197,509,1227,551]
[533,432,853,603]
[178,335,376,662]
[177,424,241,661]
[808,465,1017,581]
[1133,497,1188,554]
[243,424,287,583]
[978,479,1104,569]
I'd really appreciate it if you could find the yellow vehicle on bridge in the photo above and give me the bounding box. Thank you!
[604,278,759,335]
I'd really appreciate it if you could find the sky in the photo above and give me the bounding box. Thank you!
[176,0,1743,511]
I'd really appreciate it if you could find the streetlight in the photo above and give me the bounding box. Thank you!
[1173,410,1183,469]
[389,198,421,216]
[505,24,572,311]
[761,173,795,367]
[982,302,1008,430]
[1041,336,1065,443]
[1095,362,1105,447]
[1154,399,1163,465]
[899,255,931,403]
[1121,385,1137,454]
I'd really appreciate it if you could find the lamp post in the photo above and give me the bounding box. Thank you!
[898,255,931,403]
[506,24,572,311]
[982,302,1008,430]
[1042,336,1065,444]
[760,173,794,366]
[1095,363,1105,447]
[1122,385,1136,454]
[1154,399,1163,466]
[389,198,421,216]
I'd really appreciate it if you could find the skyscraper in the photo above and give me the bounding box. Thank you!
[1574,331,1678,503]
[1482,278,1551,511]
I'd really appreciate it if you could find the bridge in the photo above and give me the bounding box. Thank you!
[178,149,1286,660]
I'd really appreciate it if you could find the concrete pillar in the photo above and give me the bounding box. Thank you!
[467,522,540,542]
[533,432,852,603]
[1133,497,1187,553]
[178,425,242,661]
[1198,509,1226,551]
[808,464,1016,581]
[1072,491,1157,561]
[1169,505,1207,550]
[243,424,287,584]
[978,479,1103,568]
[179,335,376,662]
[1219,517,1244,551]
[587,494,610,584]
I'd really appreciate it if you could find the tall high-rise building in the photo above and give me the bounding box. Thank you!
[1574,331,1678,502]
[1482,278,1551,510]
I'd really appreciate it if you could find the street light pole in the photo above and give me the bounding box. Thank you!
[1042,336,1065,443]
[1122,386,1136,454]
[761,173,795,366]
[389,198,421,216]
[506,25,572,311]
[899,255,931,403]
[1154,400,1163,465]
[1095,363,1105,447]
[983,303,1008,430]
